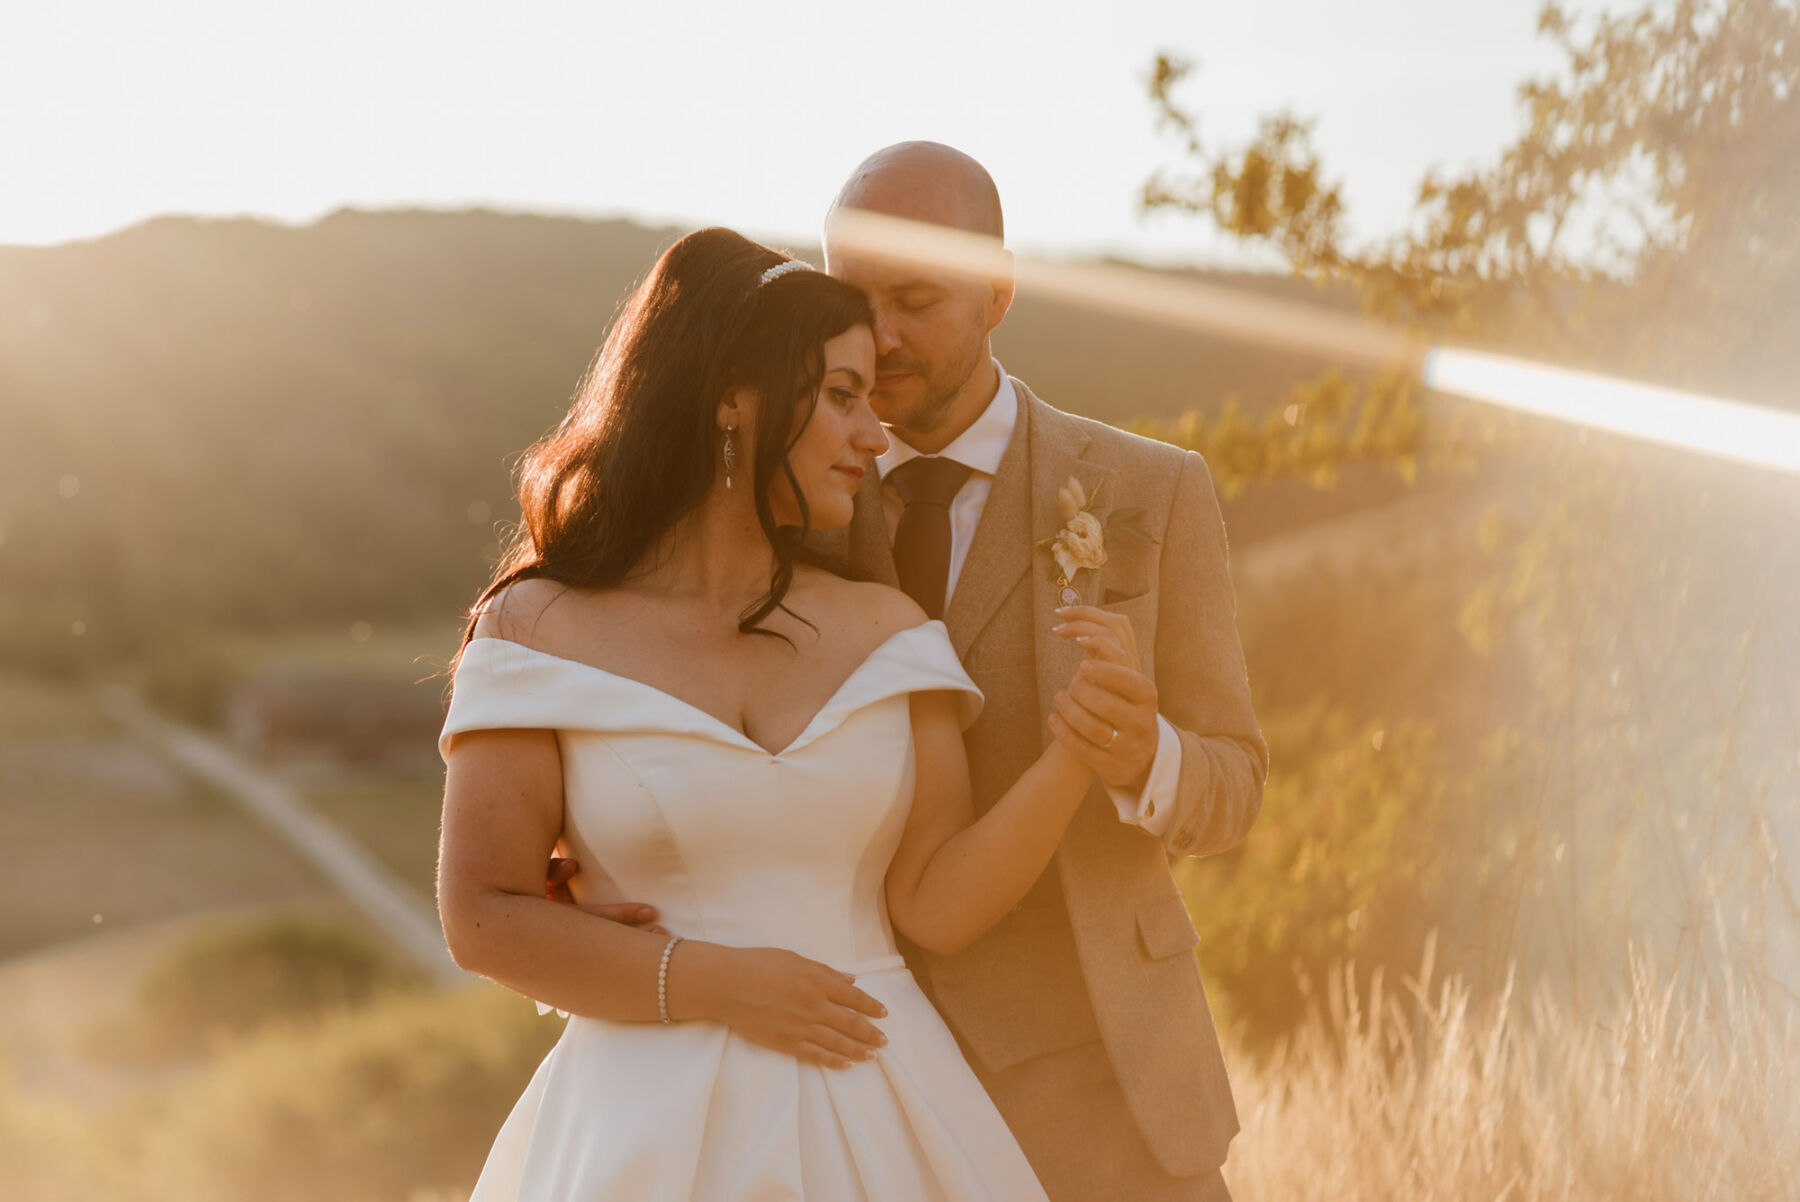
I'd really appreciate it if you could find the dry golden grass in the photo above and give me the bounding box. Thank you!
[7,938,1792,1201]
[1224,940,1800,1202]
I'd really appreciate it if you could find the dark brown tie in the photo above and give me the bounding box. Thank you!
[887,456,974,621]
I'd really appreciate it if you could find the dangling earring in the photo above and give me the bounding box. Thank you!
[722,424,738,489]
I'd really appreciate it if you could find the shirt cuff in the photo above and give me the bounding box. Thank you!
[1106,715,1181,837]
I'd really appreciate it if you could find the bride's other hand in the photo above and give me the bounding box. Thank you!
[676,943,889,1070]
[1047,605,1160,792]
[546,857,670,935]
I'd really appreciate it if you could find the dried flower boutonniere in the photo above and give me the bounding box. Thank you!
[1035,476,1154,606]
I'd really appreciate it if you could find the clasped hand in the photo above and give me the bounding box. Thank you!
[1046,605,1159,792]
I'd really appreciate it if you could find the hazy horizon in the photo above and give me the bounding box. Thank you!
[4,0,1573,266]
[0,200,1328,274]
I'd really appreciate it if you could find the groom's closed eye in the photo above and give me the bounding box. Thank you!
[893,287,944,312]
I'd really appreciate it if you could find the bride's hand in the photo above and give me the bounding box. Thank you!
[678,943,889,1070]
[1046,605,1161,791]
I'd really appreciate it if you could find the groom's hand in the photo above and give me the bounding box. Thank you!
[1048,605,1159,792]
[545,855,580,902]
[546,856,668,935]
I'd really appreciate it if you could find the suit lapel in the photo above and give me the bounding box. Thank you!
[1025,387,1116,705]
[943,388,1033,658]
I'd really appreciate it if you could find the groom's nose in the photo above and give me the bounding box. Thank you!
[868,301,904,357]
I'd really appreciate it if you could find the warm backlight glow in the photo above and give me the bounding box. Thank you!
[830,209,1800,476]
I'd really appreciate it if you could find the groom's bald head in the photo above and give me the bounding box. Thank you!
[823,143,1014,452]
[828,141,1005,241]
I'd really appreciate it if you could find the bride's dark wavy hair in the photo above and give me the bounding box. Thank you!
[463,227,873,648]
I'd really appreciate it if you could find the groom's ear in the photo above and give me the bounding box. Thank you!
[986,250,1016,332]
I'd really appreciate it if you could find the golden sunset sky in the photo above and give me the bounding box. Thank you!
[3,0,1567,262]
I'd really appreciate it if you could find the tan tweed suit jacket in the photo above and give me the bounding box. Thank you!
[821,380,1268,1179]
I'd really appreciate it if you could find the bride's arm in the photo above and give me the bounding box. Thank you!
[883,688,1096,957]
[438,726,671,1018]
[437,726,888,1068]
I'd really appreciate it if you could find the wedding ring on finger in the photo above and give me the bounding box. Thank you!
[1103,727,1119,749]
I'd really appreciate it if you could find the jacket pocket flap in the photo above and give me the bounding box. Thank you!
[1136,893,1200,960]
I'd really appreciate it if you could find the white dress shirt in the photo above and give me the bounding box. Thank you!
[875,362,1182,837]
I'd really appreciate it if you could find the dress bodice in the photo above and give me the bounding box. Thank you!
[440,620,983,971]
[441,621,1051,1201]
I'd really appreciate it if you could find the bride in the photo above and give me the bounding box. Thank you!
[436,227,1136,1200]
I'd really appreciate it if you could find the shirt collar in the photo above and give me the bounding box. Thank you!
[876,360,1018,479]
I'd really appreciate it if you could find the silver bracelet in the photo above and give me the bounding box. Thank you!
[657,935,684,1024]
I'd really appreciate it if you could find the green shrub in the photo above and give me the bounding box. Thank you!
[105,914,422,1063]
[1180,705,1450,1046]
[134,983,560,1202]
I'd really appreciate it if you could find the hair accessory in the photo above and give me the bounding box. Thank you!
[759,259,814,286]
[657,934,684,1023]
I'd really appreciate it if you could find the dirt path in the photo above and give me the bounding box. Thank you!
[93,686,462,985]
[0,732,326,959]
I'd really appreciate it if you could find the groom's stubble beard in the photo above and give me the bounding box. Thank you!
[875,329,988,445]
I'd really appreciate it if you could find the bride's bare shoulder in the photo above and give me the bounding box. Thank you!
[470,577,596,647]
[823,575,930,640]
[866,582,930,633]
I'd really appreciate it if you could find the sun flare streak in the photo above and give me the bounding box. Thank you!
[1425,348,1800,475]
[827,209,1800,476]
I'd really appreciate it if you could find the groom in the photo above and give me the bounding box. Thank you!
[821,142,1264,1201]
[555,144,1266,1200]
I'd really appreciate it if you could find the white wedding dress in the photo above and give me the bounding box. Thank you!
[439,619,1049,1201]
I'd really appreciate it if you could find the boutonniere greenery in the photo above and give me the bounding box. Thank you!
[1035,476,1155,604]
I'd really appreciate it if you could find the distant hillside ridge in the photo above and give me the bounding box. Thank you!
[0,208,1354,669]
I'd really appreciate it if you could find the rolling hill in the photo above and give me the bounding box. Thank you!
[0,208,1365,671]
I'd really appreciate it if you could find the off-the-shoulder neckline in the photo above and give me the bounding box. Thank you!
[462,619,950,758]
